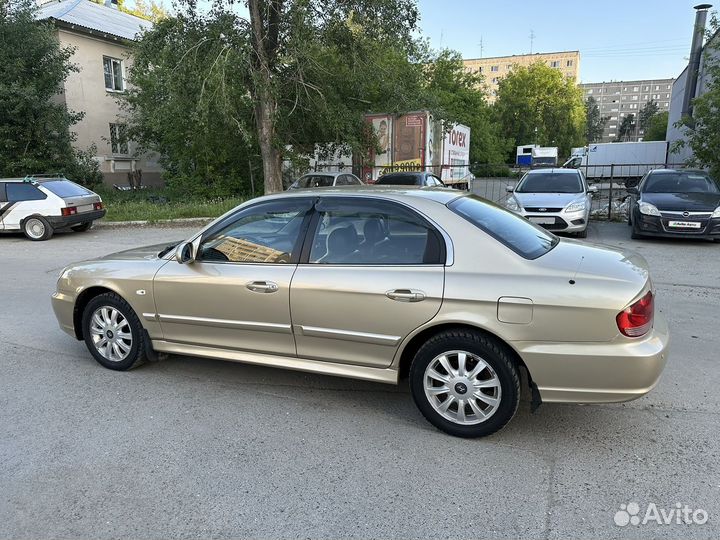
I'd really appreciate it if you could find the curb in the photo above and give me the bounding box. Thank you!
[94,217,215,229]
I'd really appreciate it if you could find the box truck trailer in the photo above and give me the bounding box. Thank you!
[563,141,669,186]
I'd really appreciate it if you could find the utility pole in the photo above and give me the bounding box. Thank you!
[478,36,484,58]
[529,29,535,54]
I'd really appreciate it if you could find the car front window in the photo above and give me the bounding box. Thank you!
[515,173,583,194]
[296,175,334,188]
[642,172,719,194]
[449,195,558,260]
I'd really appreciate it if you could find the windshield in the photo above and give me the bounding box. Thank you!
[642,172,719,194]
[376,174,421,185]
[296,175,334,188]
[449,195,558,260]
[516,173,583,194]
[42,180,93,198]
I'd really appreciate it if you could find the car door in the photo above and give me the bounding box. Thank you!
[3,182,48,230]
[290,197,446,368]
[152,198,314,356]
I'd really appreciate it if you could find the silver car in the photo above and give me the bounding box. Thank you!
[506,168,597,238]
[288,172,363,189]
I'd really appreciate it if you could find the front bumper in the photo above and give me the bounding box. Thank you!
[518,209,588,233]
[635,213,720,239]
[51,291,77,338]
[47,209,106,229]
[514,312,669,403]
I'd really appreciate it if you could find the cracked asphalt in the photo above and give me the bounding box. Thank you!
[0,221,718,539]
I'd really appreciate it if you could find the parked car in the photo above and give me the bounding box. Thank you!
[51,187,668,438]
[375,171,445,187]
[627,168,720,241]
[288,172,363,189]
[505,168,597,238]
[0,176,105,241]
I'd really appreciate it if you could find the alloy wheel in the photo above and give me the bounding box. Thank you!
[88,306,133,362]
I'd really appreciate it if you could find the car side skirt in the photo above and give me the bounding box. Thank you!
[151,340,400,384]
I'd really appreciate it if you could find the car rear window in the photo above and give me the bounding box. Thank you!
[296,175,334,188]
[376,174,421,186]
[642,172,719,193]
[516,173,582,193]
[42,180,93,198]
[448,195,558,260]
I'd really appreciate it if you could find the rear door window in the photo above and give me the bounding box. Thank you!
[6,183,47,202]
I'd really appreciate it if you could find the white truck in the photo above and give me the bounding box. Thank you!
[362,112,472,189]
[563,141,669,186]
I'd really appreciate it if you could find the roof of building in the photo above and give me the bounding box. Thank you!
[36,0,152,41]
[463,51,580,62]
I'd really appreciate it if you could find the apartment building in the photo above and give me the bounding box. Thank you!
[579,79,674,142]
[463,51,580,101]
[37,0,162,185]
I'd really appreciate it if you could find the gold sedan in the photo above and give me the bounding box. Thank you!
[51,187,669,437]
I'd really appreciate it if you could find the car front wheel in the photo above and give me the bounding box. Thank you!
[81,292,147,370]
[409,329,520,438]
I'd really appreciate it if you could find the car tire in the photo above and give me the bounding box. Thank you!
[22,216,53,241]
[81,292,147,371]
[72,221,93,232]
[409,329,520,438]
[576,229,588,238]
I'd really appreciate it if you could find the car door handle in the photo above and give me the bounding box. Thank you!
[246,280,279,293]
[386,289,426,302]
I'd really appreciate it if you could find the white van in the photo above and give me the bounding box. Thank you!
[0,177,106,241]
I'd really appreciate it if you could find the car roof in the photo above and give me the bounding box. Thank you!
[0,176,67,183]
[299,171,350,178]
[524,168,579,175]
[274,185,462,204]
[646,168,710,175]
[380,171,427,177]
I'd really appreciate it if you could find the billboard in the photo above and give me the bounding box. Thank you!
[441,124,471,182]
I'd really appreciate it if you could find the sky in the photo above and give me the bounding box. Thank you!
[416,0,711,82]
[180,0,712,83]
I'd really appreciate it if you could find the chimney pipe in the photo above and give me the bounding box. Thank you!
[681,4,712,119]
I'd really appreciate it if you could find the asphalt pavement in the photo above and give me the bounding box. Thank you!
[1,221,719,539]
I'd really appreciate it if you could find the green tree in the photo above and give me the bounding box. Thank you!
[643,111,668,141]
[618,114,635,142]
[675,20,720,177]
[0,0,101,184]
[584,96,609,143]
[494,62,586,157]
[423,50,511,163]
[638,99,659,132]
[90,0,167,22]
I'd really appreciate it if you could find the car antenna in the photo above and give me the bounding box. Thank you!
[569,256,585,285]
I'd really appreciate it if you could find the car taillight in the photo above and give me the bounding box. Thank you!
[61,206,77,216]
[616,290,654,337]
[93,202,103,210]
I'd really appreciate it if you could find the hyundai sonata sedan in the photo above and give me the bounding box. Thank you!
[51,187,669,438]
[627,168,720,241]
[505,168,597,238]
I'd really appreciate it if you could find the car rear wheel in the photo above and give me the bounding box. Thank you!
[576,228,588,238]
[72,221,93,232]
[409,329,520,438]
[82,292,147,371]
[23,216,53,241]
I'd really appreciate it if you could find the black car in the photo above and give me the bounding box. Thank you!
[627,169,720,241]
[375,171,445,187]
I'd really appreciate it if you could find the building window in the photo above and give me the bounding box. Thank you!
[109,123,129,154]
[103,57,124,92]
[566,59,573,67]
[587,89,593,94]
[665,93,670,98]
[633,86,639,92]
[491,77,498,83]
[506,64,512,69]
[643,86,649,91]
[491,65,499,72]
[477,67,483,73]
[550,60,560,68]
[655,85,660,90]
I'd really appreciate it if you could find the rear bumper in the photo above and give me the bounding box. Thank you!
[514,313,669,403]
[520,210,588,233]
[47,209,106,228]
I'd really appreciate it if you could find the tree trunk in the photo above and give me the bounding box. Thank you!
[254,91,283,194]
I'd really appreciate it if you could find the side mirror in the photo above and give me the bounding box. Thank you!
[626,187,639,195]
[588,185,598,194]
[505,185,514,193]
[175,241,196,264]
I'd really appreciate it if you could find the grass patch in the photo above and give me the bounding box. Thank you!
[94,186,246,222]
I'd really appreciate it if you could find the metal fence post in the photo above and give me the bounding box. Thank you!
[608,164,614,221]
